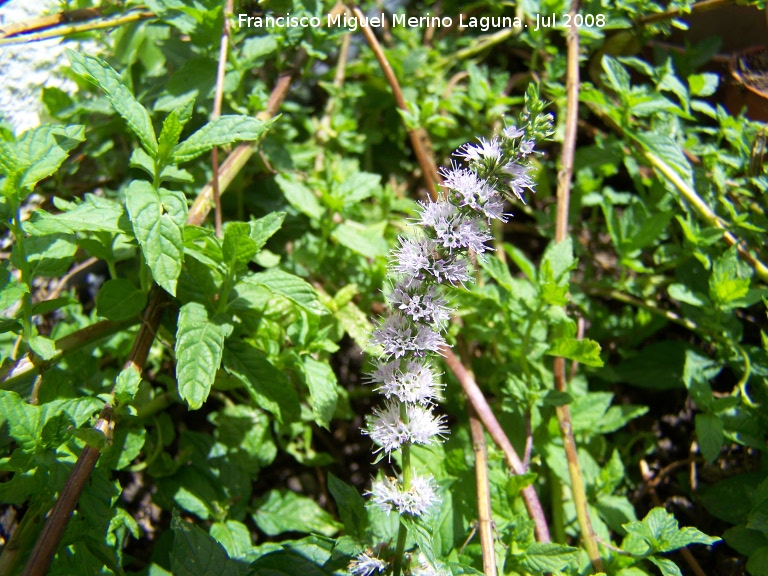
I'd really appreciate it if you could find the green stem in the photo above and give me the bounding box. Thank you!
[550,471,566,543]
[11,204,34,343]
[392,520,409,576]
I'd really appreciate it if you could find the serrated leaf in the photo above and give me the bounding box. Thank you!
[25,194,128,236]
[695,413,723,463]
[479,254,514,291]
[210,521,252,560]
[247,551,328,576]
[0,125,85,197]
[334,171,381,203]
[29,335,57,361]
[223,339,300,423]
[327,473,367,539]
[301,357,338,430]
[546,338,603,367]
[516,542,580,573]
[247,269,327,315]
[125,180,187,295]
[68,51,157,156]
[252,490,341,537]
[0,266,28,310]
[623,507,719,555]
[648,555,683,576]
[114,366,142,406]
[96,279,147,321]
[0,391,40,452]
[223,222,257,271]
[175,302,232,410]
[171,513,246,576]
[331,221,389,259]
[172,116,275,163]
[249,211,285,252]
[12,233,77,279]
[158,101,194,168]
[276,174,323,220]
[633,131,694,189]
[602,55,631,93]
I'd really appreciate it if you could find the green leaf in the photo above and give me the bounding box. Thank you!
[695,413,723,463]
[252,490,342,537]
[223,222,257,272]
[623,507,719,555]
[334,171,381,203]
[546,338,603,367]
[158,101,194,168]
[709,247,750,308]
[0,391,40,452]
[25,194,128,236]
[210,520,252,560]
[249,211,285,252]
[301,357,338,430]
[632,131,694,189]
[276,174,323,220]
[0,266,27,310]
[0,125,85,196]
[331,221,389,259]
[647,555,683,576]
[114,367,142,406]
[223,339,300,424]
[68,51,157,156]
[96,279,147,321]
[171,513,246,576]
[29,335,57,361]
[172,115,276,164]
[12,233,77,279]
[327,473,367,539]
[247,551,329,576]
[125,180,187,295]
[247,269,327,316]
[479,254,514,291]
[516,542,580,573]
[602,55,631,93]
[175,302,232,410]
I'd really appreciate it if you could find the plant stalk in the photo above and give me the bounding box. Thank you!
[553,1,604,571]
[469,404,497,576]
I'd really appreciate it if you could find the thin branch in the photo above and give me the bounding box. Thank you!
[443,347,551,543]
[468,403,497,576]
[210,0,235,237]
[350,4,439,200]
[0,10,154,46]
[553,1,604,571]
[0,7,101,38]
[637,0,735,25]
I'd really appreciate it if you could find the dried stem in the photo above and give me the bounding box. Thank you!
[0,7,101,38]
[638,0,735,25]
[553,1,604,571]
[350,4,439,200]
[468,403,497,576]
[210,0,235,237]
[0,10,154,46]
[443,347,551,543]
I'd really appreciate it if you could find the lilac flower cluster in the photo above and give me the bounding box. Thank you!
[350,113,551,576]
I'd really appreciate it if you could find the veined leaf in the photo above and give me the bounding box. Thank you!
[175,302,232,410]
[249,211,285,252]
[158,101,194,168]
[546,338,603,367]
[25,194,128,236]
[68,51,157,157]
[223,339,300,424]
[172,115,276,164]
[253,490,341,537]
[247,269,327,315]
[171,513,246,576]
[222,222,257,272]
[125,180,187,295]
[301,356,338,430]
[96,279,147,321]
